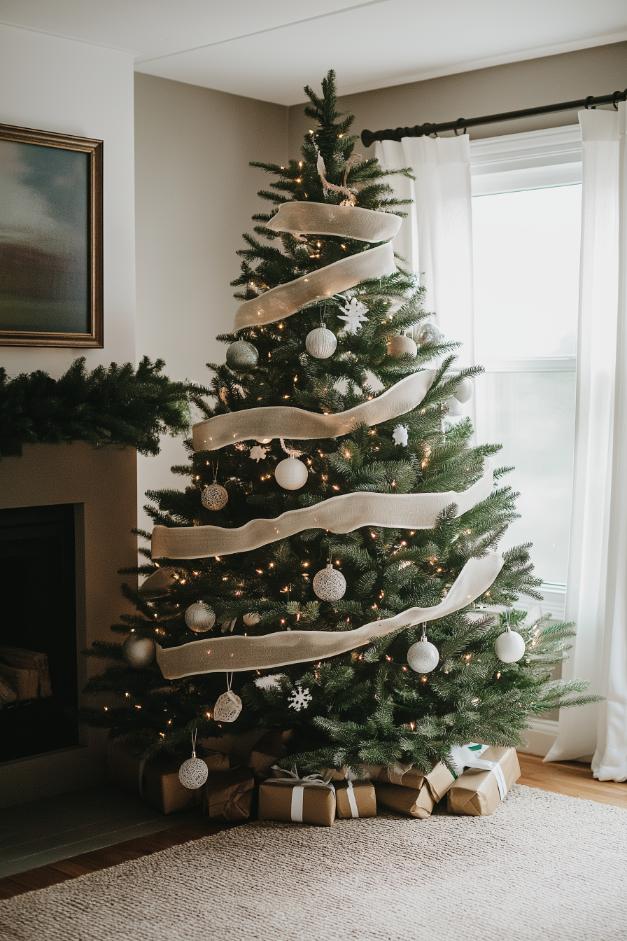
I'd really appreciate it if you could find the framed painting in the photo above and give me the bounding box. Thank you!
[0,123,103,347]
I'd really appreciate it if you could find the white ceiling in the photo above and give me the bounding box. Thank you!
[0,0,625,105]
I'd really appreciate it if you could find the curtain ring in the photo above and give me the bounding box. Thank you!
[584,96,596,110]
[453,117,467,136]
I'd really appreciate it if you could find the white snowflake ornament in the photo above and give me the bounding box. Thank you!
[254,673,286,691]
[250,444,269,462]
[288,685,312,712]
[392,424,409,447]
[338,297,369,335]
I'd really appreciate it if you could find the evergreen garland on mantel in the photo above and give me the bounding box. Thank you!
[0,357,206,457]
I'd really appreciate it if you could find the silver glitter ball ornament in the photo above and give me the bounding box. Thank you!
[201,482,229,511]
[274,456,308,490]
[494,628,526,663]
[184,601,216,633]
[407,638,440,673]
[213,690,243,723]
[178,755,209,790]
[226,340,259,370]
[305,326,337,359]
[313,563,347,602]
[387,334,417,358]
[122,634,155,669]
[416,322,442,346]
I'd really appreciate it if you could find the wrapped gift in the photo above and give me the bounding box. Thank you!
[206,767,255,822]
[108,738,228,814]
[448,746,520,816]
[335,781,377,819]
[258,768,336,827]
[375,761,455,819]
[248,730,293,777]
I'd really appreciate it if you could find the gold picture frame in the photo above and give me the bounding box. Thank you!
[0,122,103,348]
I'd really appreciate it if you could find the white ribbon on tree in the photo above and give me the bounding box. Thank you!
[151,466,494,559]
[155,553,503,677]
[193,371,435,451]
[234,242,395,330]
[266,202,402,243]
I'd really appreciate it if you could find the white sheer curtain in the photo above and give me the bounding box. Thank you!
[545,104,627,781]
[375,136,474,366]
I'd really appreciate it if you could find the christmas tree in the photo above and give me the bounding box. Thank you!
[85,71,592,775]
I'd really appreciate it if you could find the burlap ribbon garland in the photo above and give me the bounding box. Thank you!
[266,202,402,243]
[151,466,494,560]
[193,371,435,451]
[155,552,503,677]
[234,242,395,331]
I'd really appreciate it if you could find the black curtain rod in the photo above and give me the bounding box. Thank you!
[360,88,627,147]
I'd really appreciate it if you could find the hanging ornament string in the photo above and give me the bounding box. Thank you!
[152,465,494,559]
[192,370,435,451]
[315,148,360,205]
[155,553,504,678]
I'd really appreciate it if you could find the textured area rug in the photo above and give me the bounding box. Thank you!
[1,785,625,941]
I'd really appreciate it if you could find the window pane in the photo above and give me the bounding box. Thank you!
[473,184,581,360]
[475,370,576,586]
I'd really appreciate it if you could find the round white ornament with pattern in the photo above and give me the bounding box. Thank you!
[313,563,347,602]
[387,334,417,358]
[201,482,229,511]
[305,326,337,359]
[213,690,243,723]
[243,612,261,626]
[184,601,216,633]
[178,755,208,790]
[275,456,308,490]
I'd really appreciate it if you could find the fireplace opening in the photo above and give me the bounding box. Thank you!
[0,504,79,763]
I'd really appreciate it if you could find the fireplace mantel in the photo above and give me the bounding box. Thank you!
[0,443,137,806]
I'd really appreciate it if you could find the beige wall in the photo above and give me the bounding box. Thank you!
[134,74,287,529]
[288,42,627,151]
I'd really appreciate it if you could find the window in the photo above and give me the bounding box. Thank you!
[470,127,582,614]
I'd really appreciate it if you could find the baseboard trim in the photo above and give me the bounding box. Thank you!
[520,718,558,757]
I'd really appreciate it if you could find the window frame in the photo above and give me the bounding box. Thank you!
[469,125,583,614]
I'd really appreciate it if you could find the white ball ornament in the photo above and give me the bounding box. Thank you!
[275,456,308,490]
[313,563,347,602]
[494,627,526,663]
[446,396,464,416]
[416,322,442,346]
[122,634,155,669]
[407,634,440,674]
[226,339,259,370]
[178,733,209,792]
[305,326,337,359]
[201,482,229,511]
[454,377,473,404]
[387,334,417,359]
[184,601,216,633]
[243,612,261,627]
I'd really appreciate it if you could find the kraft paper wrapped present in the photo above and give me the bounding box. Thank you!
[335,781,377,819]
[258,768,336,827]
[448,746,520,816]
[206,767,256,822]
[375,761,455,819]
[108,738,229,815]
[248,730,293,778]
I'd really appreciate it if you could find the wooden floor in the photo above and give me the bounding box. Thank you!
[0,754,624,901]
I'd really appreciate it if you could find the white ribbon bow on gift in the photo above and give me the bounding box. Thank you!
[270,766,333,823]
[449,743,507,800]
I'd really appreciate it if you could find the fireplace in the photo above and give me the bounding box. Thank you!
[0,504,79,762]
